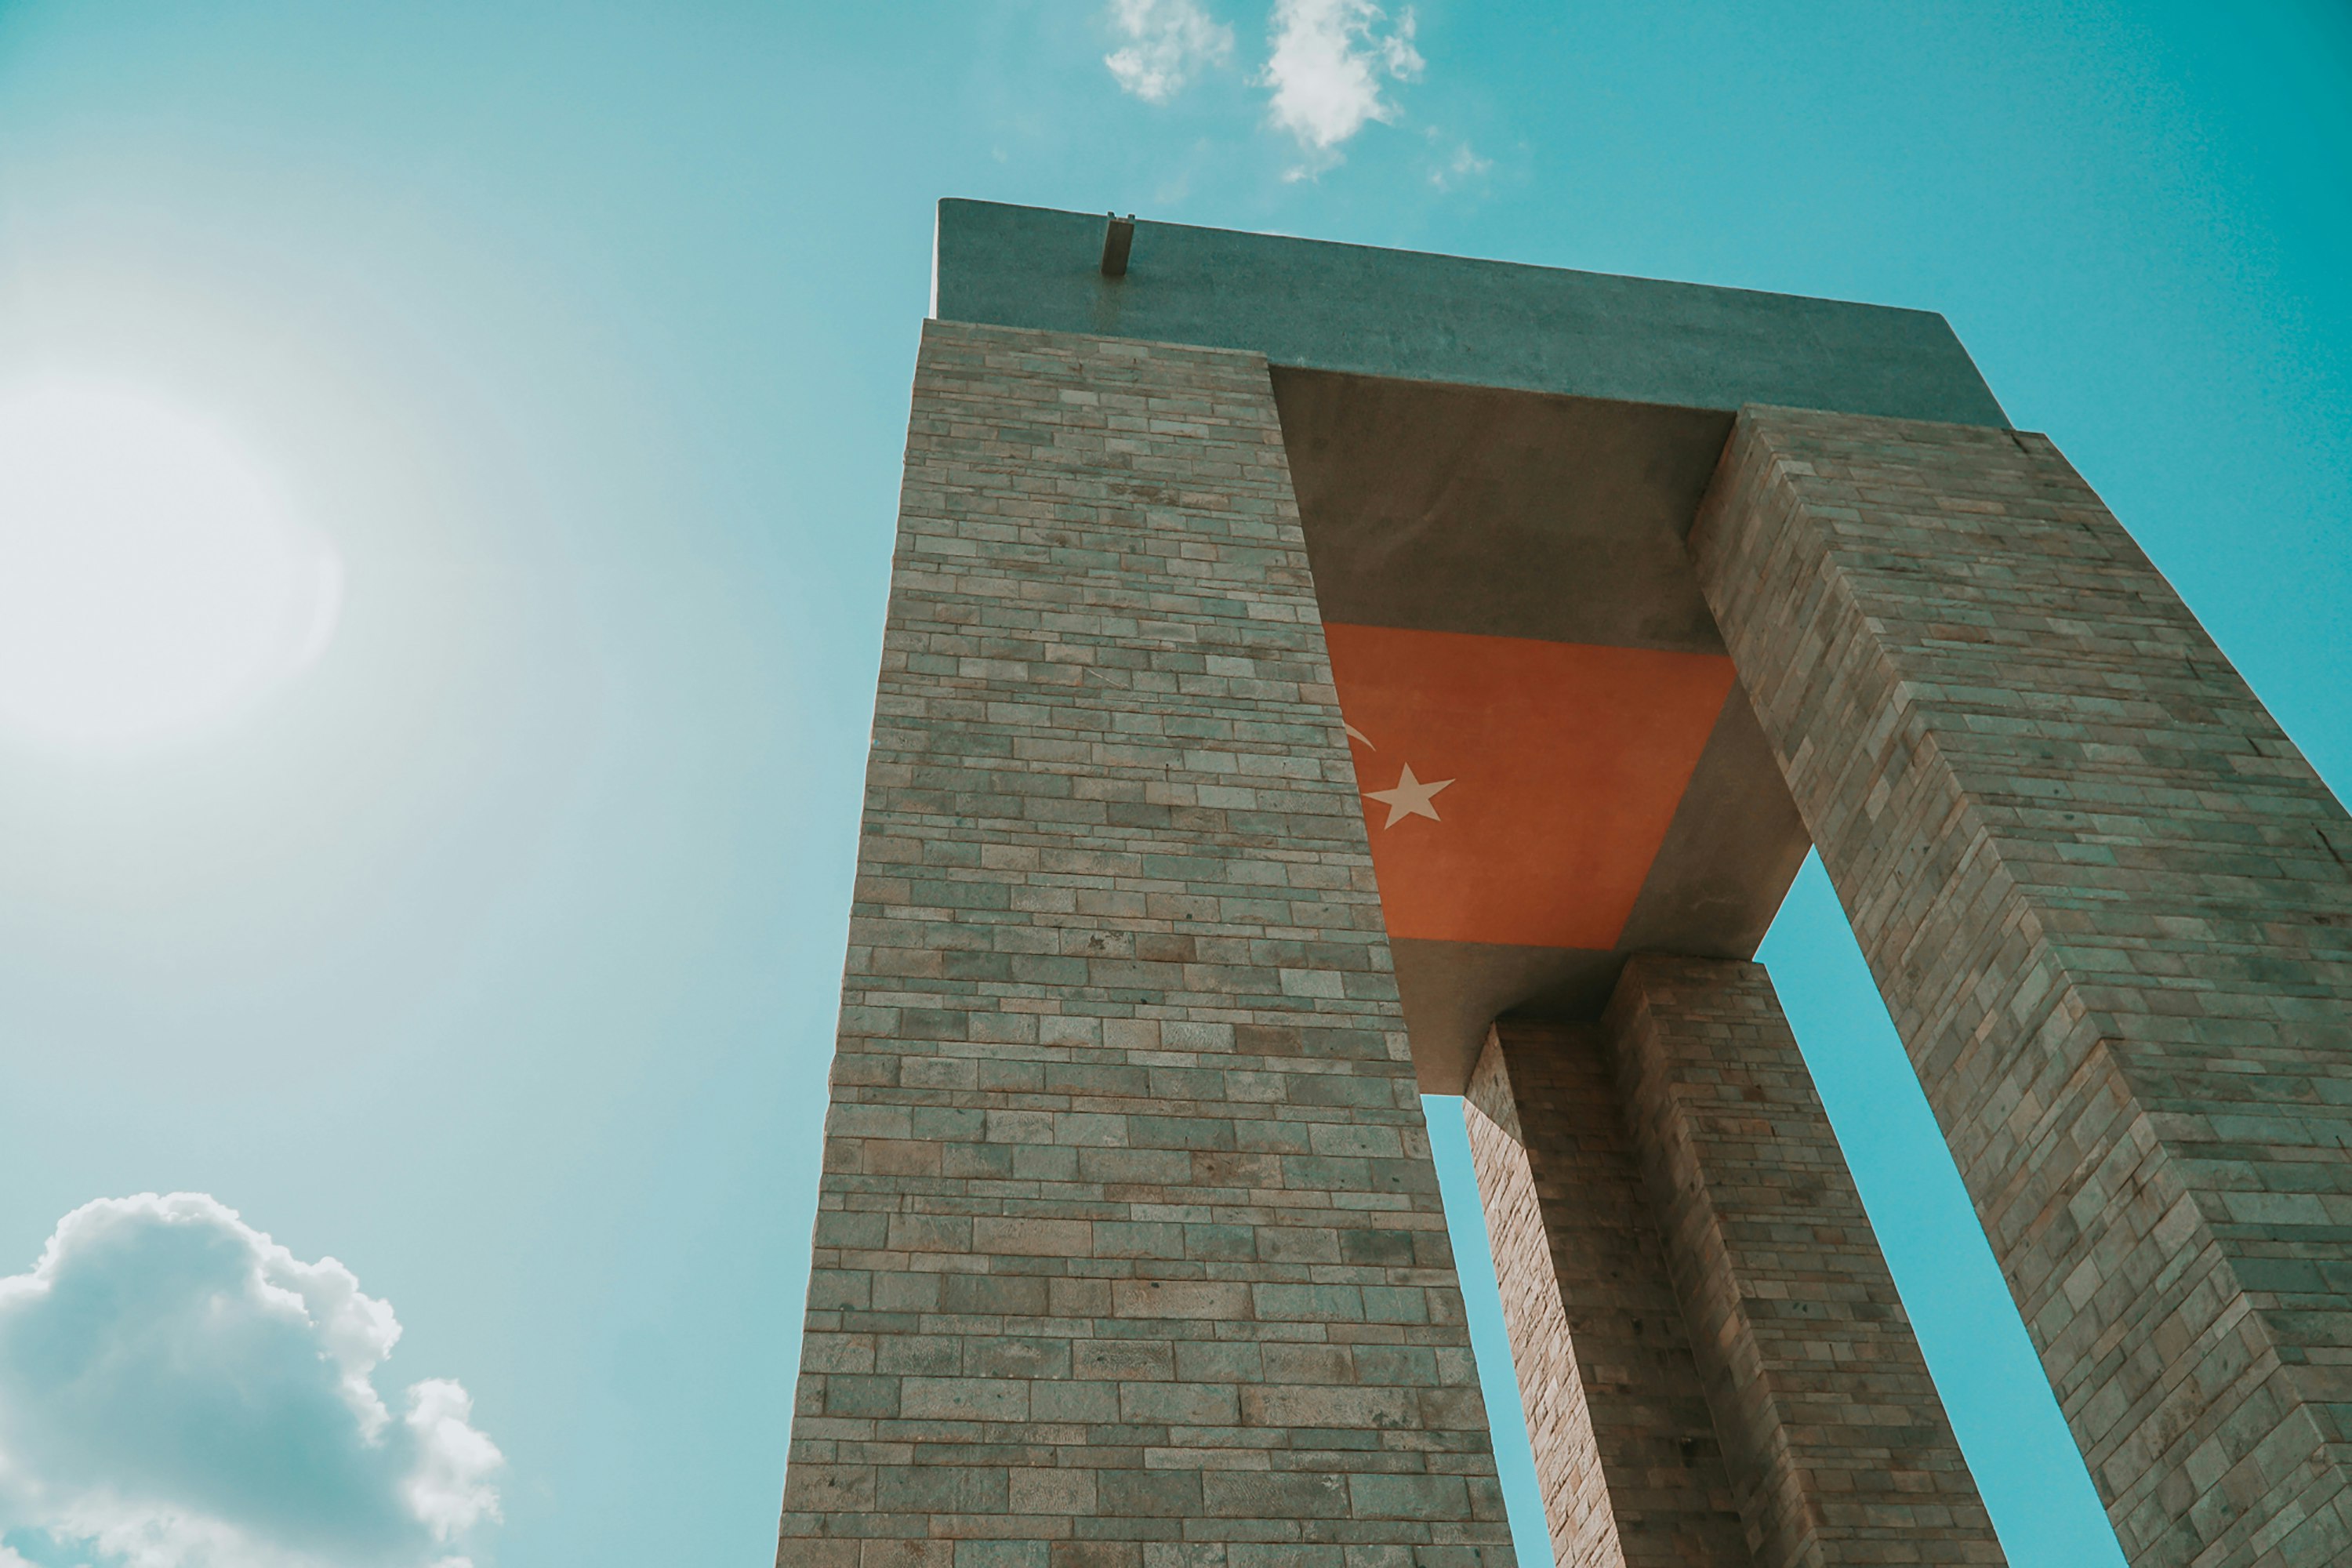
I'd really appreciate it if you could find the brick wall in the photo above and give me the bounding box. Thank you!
[776,320,1515,1568]
[1466,1021,1751,1567]
[1607,954,2003,1567]
[1466,964,2000,1568]
[1692,405,2352,1568]
[1462,1029,1629,1568]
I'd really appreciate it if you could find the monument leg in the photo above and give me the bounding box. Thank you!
[1693,406,2352,1568]
[1465,956,2000,1567]
[775,319,1514,1566]
[1607,954,2003,1567]
[1467,1016,1751,1568]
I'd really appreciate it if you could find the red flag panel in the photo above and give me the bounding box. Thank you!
[1321,623,1734,950]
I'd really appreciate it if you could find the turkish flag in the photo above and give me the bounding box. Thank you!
[1320,623,1735,951]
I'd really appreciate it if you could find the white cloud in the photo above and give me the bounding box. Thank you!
[1258,0,1424,172]
[0,1194,501,1568]
[1104,0,1235,103]
[1431,140,1491,190]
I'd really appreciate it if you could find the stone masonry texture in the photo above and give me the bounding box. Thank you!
[775,318,1515,1568]
[1467,1020,1751,1568]
[1466,961,2001,1568]
[1606,953,2005,1567]
[1461,1024,1629,1568]
[1691,406,2352,1568]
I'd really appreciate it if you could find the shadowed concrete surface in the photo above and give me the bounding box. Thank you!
[1277,372,1805,1090]
[1271,370,1733,652]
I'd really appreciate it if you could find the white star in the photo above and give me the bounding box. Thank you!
[1363,763,1454,829]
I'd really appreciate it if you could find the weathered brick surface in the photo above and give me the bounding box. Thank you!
[776,320,1515,1567]
[1607,954,2005,1567]
[1462,1028,1630,1568]
[1467,1021,1751,1567]
[1692,406,2352,1568]
[1467,964,2001,1568]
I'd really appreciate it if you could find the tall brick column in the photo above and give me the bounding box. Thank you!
[1692,406,2352,1568]
[776,320,1514,1567]
[1607,955,2003,1567]
[1467,1018,1751,1568]
[1465,961,1998,1568]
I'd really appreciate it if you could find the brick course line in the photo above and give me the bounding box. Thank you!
[1692,406,2352,1568]
[775,320,1515,1568]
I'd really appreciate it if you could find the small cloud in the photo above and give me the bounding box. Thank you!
[1104,0,1235,103]
[1258,0,1424,175]
[0,1194,502,1568]
[1431,140,1491,190]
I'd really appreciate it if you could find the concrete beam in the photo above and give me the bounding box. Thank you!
[935,198,2008,425]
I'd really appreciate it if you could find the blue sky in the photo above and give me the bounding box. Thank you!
[0,2,2346,1565]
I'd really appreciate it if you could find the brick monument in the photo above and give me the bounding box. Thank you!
[774,201,2352,1568]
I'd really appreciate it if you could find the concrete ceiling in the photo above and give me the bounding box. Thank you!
[1273,370,1809,1094]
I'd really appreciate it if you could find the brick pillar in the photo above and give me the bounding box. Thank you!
[1466,962,2000,1568]
[1465,1020,1754,1568]
[1607,954,2004,1568]
[1692,405,2352,1568]
[776,321,1515,1567]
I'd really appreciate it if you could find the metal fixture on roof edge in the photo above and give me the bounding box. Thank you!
[1101,212,1134,278]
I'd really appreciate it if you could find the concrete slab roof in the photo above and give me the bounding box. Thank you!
[933,198,2008,426]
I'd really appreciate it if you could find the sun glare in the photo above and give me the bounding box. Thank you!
[0,382,343,753]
